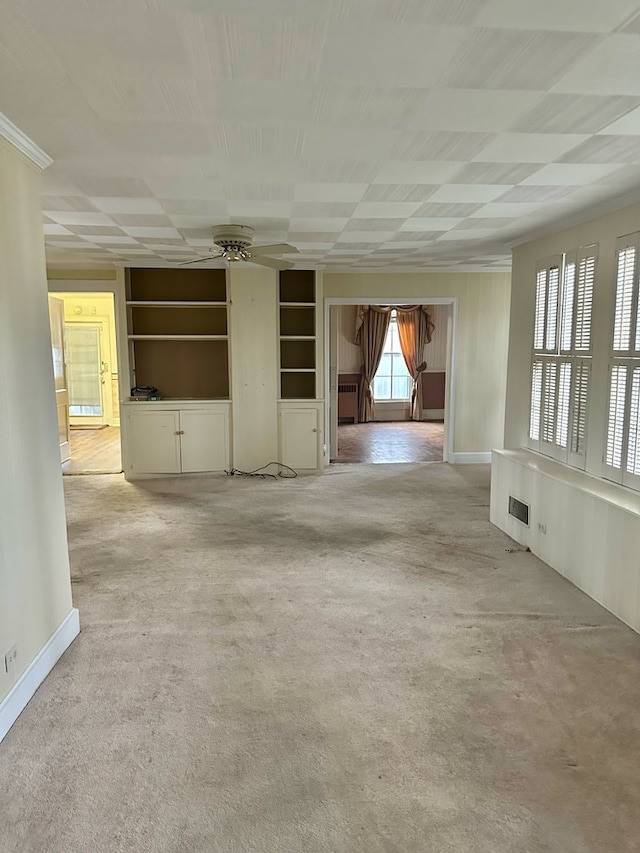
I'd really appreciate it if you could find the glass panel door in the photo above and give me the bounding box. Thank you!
[65,325,103,419]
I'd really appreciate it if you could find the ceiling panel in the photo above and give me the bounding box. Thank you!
[1,0,640,271]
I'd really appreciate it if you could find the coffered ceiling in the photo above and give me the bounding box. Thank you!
[3,0,640,271]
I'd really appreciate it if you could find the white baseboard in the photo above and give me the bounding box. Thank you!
[0,608,80,743]
[449,452,492,464]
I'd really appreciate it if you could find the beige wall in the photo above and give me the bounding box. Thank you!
[324,272,511,454]
[229,266,279,470]
[0,138,74,706]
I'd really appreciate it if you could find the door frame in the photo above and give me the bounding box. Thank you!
[324,296,457,467]
[46,272,130,421]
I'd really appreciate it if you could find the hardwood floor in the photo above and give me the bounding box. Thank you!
[62,425,122,475]
[335,420,444,464]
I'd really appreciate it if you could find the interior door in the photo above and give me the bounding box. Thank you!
[48,297,70,463]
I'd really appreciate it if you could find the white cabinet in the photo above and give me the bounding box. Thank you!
[122,403,230,477]
[279,403,322,470]
[180,409,229,473]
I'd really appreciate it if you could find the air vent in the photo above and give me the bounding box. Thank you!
[508,496,529,526]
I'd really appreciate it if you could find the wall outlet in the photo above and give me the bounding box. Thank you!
[537,522,547,535]
[4,645,17,675]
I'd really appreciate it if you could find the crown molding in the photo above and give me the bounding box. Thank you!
[0,113,52,170]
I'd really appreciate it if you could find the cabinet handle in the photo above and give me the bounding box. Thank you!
[312,428,318,433]
[175,430,185,435]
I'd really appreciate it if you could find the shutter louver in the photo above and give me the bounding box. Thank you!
[542,362,557,443]
[556,363,571,447]
[534,270,546,350]
[613,247,636,351]
[606,364,627,469]
[530,361,542,441]
[626,367,640,476]
[561,262,575,351]
[570,362,589,456]
[575,254,595,351]
[545,266,559,351]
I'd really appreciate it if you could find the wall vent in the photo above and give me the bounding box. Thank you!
[508,496,529,526]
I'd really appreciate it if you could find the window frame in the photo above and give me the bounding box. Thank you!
[372,310,412,403]
[603,233,640,492]
[528,247,596,471]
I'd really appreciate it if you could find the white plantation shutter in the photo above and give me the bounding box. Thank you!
[542,362,557,444]
[560,260,575,352]
[534,269,547,350]
[530,250,594,466]
[569,361,589,466]
[575,251,596,352]
[605,364,627,476]
[556,363,571,448]
[529,361,542,441]
[627,367,640,478]
[613,242,637,352]
[545,265,560,351]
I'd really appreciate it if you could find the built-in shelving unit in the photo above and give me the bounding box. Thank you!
[126,268,229,399]
[279,270,316,399]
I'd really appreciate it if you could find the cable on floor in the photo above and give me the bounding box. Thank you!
[224,462,298,479]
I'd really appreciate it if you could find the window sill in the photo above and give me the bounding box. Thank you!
[495,448,640,519]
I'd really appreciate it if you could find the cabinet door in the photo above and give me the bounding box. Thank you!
[125,409,180,474]
[180,409,230,473]
[279,407,319,470]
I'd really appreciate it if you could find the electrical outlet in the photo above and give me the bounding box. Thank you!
[4,645,17,675]
[537,522,547,535]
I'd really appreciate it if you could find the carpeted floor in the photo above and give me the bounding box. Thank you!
[1,464,640,852]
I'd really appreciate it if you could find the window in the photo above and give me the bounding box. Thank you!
[604,234,640,490]
[373,310,412,401]
[529,247,597,469]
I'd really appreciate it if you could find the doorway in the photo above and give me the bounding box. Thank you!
[49,292,123,474]
[326,299,454,466]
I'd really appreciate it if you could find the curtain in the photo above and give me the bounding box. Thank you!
[355,305,435,422]
[355,306,391,422]
[396,307,435,420]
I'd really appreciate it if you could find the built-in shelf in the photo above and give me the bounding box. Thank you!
[278,270,316,399]
[127,268,230,399]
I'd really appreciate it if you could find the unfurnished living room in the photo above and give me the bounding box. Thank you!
[2,1,640,851]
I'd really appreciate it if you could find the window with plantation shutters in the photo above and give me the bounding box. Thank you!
[529,249,596,469]
[604,234,640,490]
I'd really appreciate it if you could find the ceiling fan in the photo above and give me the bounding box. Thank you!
[180,224,298,270]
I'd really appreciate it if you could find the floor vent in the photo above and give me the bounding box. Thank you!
[508,496,529,526]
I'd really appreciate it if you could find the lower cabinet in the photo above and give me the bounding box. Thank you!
[278,402,322,471]
[122,403,230,476]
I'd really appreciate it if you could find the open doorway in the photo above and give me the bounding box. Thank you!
[49,292,122,474]
[327,301,452,465]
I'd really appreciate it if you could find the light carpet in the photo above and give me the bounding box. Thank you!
[1,463,640,852]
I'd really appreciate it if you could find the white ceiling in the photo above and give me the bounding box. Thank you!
[3,0,640,271]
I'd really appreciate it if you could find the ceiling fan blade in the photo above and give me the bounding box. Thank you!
[252,243,299,256]
[250,255,295,271]
[178,255,221,266]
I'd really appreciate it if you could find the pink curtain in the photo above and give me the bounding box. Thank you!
[396,307,435,420]
[354,306,391,422]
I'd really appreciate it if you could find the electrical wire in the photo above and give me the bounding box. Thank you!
[224,461,298,479]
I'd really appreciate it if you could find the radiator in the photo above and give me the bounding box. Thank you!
[338,383,358,423]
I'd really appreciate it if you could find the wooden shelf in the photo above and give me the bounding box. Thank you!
[278,302,315,308]
[128,335,228,340]
[126,301,227,307]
